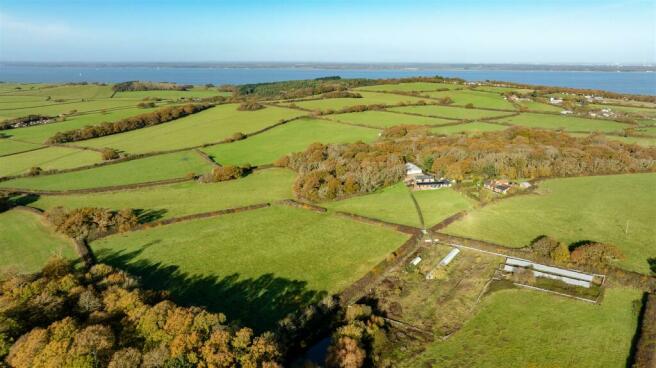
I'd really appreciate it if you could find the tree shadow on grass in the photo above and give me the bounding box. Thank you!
[568,239,597,252]
[95,246,327,333]
[134,208,168,224]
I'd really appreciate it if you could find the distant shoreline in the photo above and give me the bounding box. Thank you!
[1,62,654,73]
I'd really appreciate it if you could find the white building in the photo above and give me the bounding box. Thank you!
[405,163,423,176]
[549,97,563,105]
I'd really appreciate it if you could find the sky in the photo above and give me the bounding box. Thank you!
[0,0,654,64]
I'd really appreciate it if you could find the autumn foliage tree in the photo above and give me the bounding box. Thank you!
[0,259,282,367]
[277,142,404,201]
[570,243,624,267]
[325,304,388,368]
[45,207,139,241]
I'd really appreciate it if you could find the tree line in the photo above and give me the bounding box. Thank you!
[112,81,193,92]
[46,103,213,143]
[277,127,656,201]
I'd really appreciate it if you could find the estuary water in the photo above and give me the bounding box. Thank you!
[0,65,654,95]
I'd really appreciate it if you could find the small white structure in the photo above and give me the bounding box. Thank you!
[439,248,461,267]
[549,97,563,105]
[503,257,594,288]
[560,110,573,115]
[405,163,423,176]
[519,181,532,189]
[410,256,422,266]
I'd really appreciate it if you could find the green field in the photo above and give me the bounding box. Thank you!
[2,84,115,100]
[0,98,144,120]
[75,103,305,154]
[430,122,509,135]
[329,110,454,128]
[324,183,474,228]
[492,112,630,133]
[425,90,516,110]
[2,105,166,144]
[91,204,409,330]
[0,150,210,190]
[444,173,656,273]
[30,168,295,219]
[472,86,535,94]
[517,100,564,112]
[570,133,656,147]
[0,209,77,273]
[202,118,379,166]
[0,146,101,177]
[404,287,642,368]
[113,88,231,100]
[282,91,427,112]
[389,105,512,120]
[356,82,463,92]
[0,139,43,156]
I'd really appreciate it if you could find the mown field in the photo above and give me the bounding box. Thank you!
[388,105,512,120]
[430,122,509,135]
[328,110,454,128]
[75,103,305,154]
[0,150,210,190]
[281,91,427,112]
[0,209,76,273]
[404,287,642,368]
[0,146,101,177]
[324,183,474,228]
[425,90,516,110]
[356,82,463,92]
[492,112,630,133]
[201,118,379,166]
[30,168,295,219]
[0,139,43,156]
[444,173,656,273]
[91,204,409,330]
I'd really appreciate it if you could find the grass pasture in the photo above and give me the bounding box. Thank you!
[0,209,76,273]
[0,146,101,177]
[517,100,564,112]
[281,91,428,112]
[0,150,210,190]
[75,103,305,154]
[2,84,115,100]
[389,105,512,120]
[404,287,642,368]
[356,82,463,92]
[113,89,231,100]
[493,112,630,133]
[329,110,454,128]
[0,139,43,156]
[444,173,656,273]
[30,168,295,220]
[202,118,379,166]
[324,183,474,228]
[0,98,144,120]
[430,122,509,135]
[91,204,409,330]
[3,105,165,144]
[425,90,516,110]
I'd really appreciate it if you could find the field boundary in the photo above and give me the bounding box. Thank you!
[2,176,194,195]
[633,293,656,368]
[334,210,420,235]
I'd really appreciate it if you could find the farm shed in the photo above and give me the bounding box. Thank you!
[439,248,461,266]
[503,258,594,288]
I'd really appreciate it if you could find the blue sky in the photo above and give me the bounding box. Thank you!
[0,0,654,64]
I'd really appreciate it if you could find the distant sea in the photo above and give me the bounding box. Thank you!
[0,65,654,95]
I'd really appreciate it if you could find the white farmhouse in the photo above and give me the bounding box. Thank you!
[405,163,423,176]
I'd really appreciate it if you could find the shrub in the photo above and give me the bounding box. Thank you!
[437,96,454,105]
[45,207,139,240]
[136,101,156,109]
[204,165,251,182]
[238,101,265,111]
[28,167,42,176]
[100,148,120,161]
[570,242,624,267]
[464,103,474,109]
